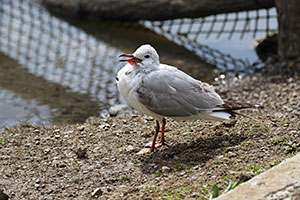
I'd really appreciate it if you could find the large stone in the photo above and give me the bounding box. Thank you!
[216,153,300,200]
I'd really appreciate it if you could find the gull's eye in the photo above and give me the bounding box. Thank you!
[144,55,150,58]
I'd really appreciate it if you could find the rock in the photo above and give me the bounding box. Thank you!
[290,130,298,134]
[75,147,88,159]
[287,77,294,83]
[35,178,41,184]
[224,120,237,127]
[217,153,300,200]
[93,147,100,153]
[99,109,110,119]
[78,126,85,132]
[58,163,67,168]
[25,143,31,148]
[125,145,135,152]
[0,189,9,200]
[46,189,53,195]
[190,192,201,198]
[274,112,284,119]
[44,148,51,154]
[33,129,40,134]
[222,141,230,146]
[161,166,171,173]
[236,171,255,182]
[99,124,110,131]
[64,130,74,134]
[108,104,130,117]
[91,188,103,197]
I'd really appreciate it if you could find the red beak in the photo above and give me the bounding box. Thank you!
[119,54,141,66]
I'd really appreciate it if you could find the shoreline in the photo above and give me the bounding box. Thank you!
[1,75,299,199]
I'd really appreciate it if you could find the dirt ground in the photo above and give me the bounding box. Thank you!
[0,76,300,200]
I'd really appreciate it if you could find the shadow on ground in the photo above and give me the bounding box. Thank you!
[139,130,246,174]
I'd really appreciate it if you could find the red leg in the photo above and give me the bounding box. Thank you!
[137,120,161,155]
[151,120,160,151]
[161,118,166,144]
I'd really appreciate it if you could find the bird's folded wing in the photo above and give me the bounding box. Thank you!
[136,66,224,117]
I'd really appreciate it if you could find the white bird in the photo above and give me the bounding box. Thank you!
[117,44,257,155]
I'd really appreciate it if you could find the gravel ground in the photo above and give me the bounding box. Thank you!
[0,76,299,200]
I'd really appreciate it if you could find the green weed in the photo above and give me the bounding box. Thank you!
[155,172,162,177]
[19,122,33,128]
[159,187,193,200]
[119,175,130,182]
[116,143,123,148]
[186,122,195,132]
[212,159,222,165]
[173,163,187,169]
[244,164,264,175]
[241,140,254,146]
[0,138,7,145]
[286,142,299,154]
[245,123,269,135]
[266,136,289,145]
[209,180,239,199]
[89,121,101,126]
[72,177,79,184]
[72,164,81,171]
[269,160,282,168]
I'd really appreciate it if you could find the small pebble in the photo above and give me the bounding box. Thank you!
[125,145,135,152]
[162,166,171,173]
[46,189,53,195]
[33,129,40,134]
[25,143,31,148]
[44,148,51,154]
[75,147,88,159]
[190,192,201,198]
[91,188,103,197]
[35,178,40,184]
[78,126,85,131]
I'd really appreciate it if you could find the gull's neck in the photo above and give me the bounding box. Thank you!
[135,62,159,74]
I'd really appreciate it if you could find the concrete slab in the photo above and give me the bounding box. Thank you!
[215,153,300,200]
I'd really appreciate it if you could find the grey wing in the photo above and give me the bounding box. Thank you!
[136,67,224,117]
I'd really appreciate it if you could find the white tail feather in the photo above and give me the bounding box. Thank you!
[208,112,232,120]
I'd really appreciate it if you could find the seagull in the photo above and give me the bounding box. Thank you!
[117,44,258,155]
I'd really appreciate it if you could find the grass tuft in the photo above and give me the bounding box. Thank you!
[19,122,33,128]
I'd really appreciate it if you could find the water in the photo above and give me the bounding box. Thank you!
[141,8,277,72]
[0,88,51,126]
[0,0,121,128]
[0,0,277,129]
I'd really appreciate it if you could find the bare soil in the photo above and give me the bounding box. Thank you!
[0,76,300,200]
